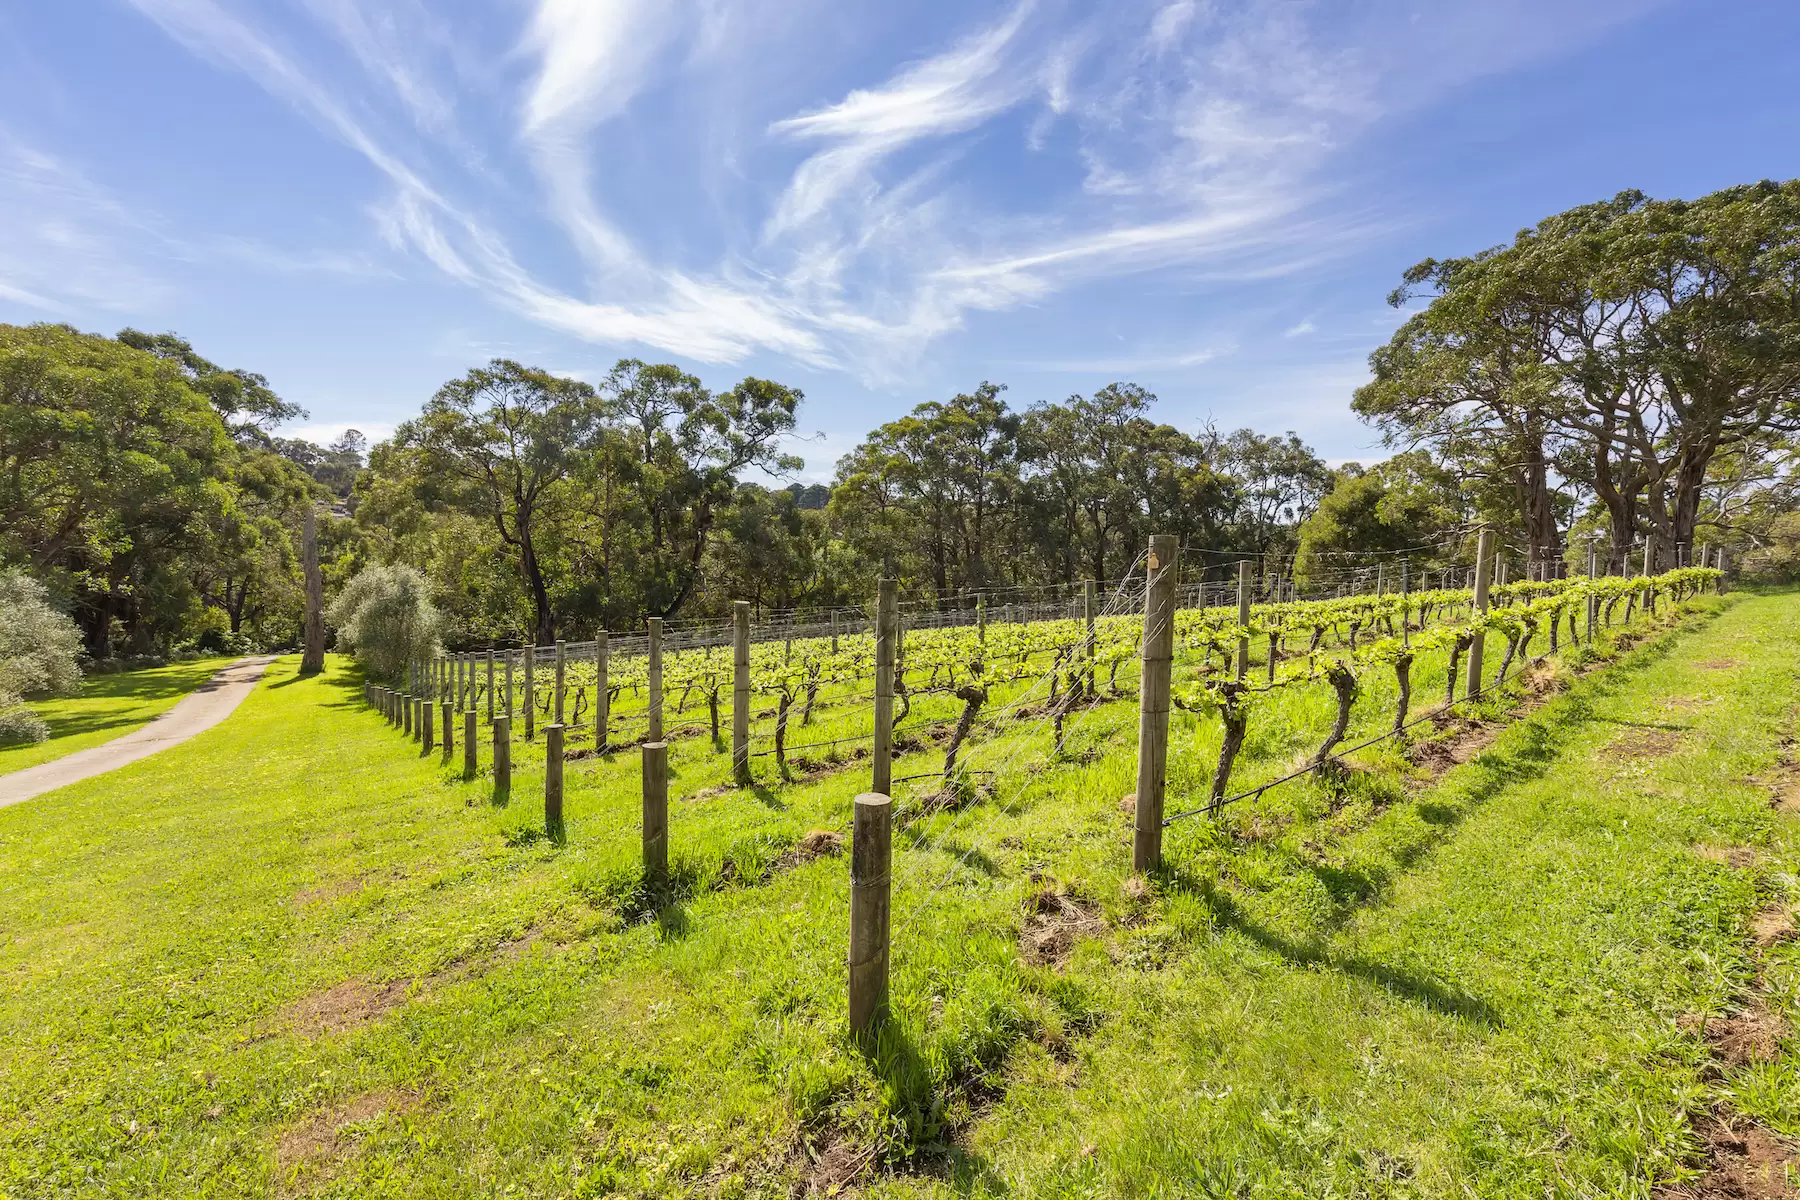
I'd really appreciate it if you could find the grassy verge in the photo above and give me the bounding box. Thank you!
[0,656,235,775]
[0,592,1794,1197]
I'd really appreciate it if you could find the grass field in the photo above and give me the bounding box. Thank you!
[1,591,1797,1197]
[0,656,235,776]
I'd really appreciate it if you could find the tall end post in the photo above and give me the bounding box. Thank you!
[873,579,898,795]
[1466,528,1495,699]
[732,601,752,786]
[642,741,669,883]
[1133,534,1178,873]
[544,723,565,840]
[848,792,892,1039]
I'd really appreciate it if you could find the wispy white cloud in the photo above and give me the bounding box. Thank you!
[1284,319,1315,337]
[764,1,1032,239]
[84,0,1660,381]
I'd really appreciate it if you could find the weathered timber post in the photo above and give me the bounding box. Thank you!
[594,633,610,751]
[553,640,567,724]
[647,618,664,742]
[544,723,565,840]
[1400,560,1411,649]
[441,698,454,757]
[463,709,478,778]
[524,647,536,742]
[1133,534,1178,873]
[642,741,669,882]
[873,579,897,796]
[301,505,326,674]
[830,610,840,653]
[1235,559,1252,680]
[422,700,435,752]
[848,792,892,1038]
[504,650,515,718]
[1084,579,1098,692]
[732,601,751,786]
[1465,528,1495,701]
[1586,540,1600,643]
[403,693,414,737]
[492,715,511,799]
[486,651,495,723]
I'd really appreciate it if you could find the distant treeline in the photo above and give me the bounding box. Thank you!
[3,183,1796,655]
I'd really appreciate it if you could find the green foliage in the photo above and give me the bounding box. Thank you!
[1293,451,1464,583]
[0,571,83,744]
[326,564,442,683]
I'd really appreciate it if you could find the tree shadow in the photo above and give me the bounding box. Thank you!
[750,784,788,811]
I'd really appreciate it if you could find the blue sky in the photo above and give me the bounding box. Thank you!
[2,1,1796,480]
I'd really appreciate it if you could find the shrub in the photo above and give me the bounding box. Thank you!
[326,564,441,683]
[0,571,84,745]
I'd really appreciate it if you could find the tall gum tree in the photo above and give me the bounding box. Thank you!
[393,359,603,646]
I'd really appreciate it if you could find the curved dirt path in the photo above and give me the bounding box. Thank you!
[0,656,278,810]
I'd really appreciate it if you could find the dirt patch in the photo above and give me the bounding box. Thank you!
[1697,659,1745,671]
[1695,845,1760,871]
[279,978,412,1038]
[1694,1004,1790,1069]
[1613,728,1685,759]
[291,876,366,907]
[1657,1113,1800,1199]
[773,829,844,871]
[1019,883,1106,969]
[1408,717,1503,779]
[276,1088,419,1181]
[792,1129,878,1196]
[1752,907,1796,949]
[1769,758,1800,813]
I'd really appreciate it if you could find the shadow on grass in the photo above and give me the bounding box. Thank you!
[1149,610,1722,1026]
[856,1019,1010,1196]
[1163,863,1502,1027]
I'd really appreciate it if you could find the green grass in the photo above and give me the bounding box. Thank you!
[0,656,235,775]
[1,593,1796,1197]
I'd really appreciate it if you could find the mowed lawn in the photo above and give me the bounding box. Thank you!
[0,656,235,776]
[2,593,1798,1197]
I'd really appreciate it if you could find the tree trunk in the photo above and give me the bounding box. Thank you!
[301,505,326,674]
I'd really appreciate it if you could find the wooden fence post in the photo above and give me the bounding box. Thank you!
[1235,559,1251,680]
[648,617,664,742]
[848,792,892,1037]
[1084,579,1098,692]
[441,698,454,757]
[403,693,414,738]
[830,610,840,653]
[485,651,495,723]
[504,650,514,718]
[1133,534,1178,873]
[524,647,536,742]
[422,700,435,752]
[464,709,478,778]
[545,723,564,839]
[732,601,751,786]
[1586,540,1600,642]
[595,633,610,752]
[492,715,511,799]
[642,741,669,882]
[554,640,567,724]
[1466,528,1495,700]
[874,579,897,795]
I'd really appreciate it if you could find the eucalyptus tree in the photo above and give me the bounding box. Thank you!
[392,359,606,645]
